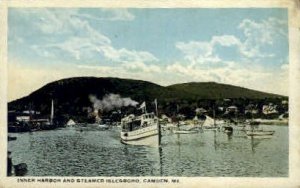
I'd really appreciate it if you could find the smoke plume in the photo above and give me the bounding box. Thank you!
[89,94,138,112]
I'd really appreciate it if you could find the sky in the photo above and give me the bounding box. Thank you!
[8,8,289,101]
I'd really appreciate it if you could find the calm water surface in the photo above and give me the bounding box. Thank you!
[8,125,288,177]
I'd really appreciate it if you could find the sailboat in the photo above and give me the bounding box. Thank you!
[202,115,218,131]
[120,100,161,146]
[66,119,76,127]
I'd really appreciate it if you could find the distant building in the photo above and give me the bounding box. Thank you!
[16,115,30,122]
[245,104,258,114]
[176,114,186,120]
[22,110,40,115]
[262,103,278,115]
[225,106,238,114]
[217,107,224,112]
[161,114,171,123]
[195,108,207,114]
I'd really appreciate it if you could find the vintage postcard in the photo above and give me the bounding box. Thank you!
[0,0,300,187]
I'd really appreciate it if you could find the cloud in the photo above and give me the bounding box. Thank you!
[22,9,157,63]
[165,61,285,94]
[8,59,65,101]
[8,10,289,98]
[176,35,242,67]
[76,64,119,74]
[238,17,287,58]
[77,64,164,87]
[121,62,161,73]
[171,17,288,96]
[36,9,78,34]
[22,9,134,35]
[80,9,135,21]
[176,17,288,66]
[104,9,135,21]
[98,46,158,63]
[39,36,110,60]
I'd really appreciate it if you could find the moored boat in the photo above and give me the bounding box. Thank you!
[222,126,233,133]
[246,122,275,138]
[8,135,17,141]
[246,130,275,138]
[14,163,28,176]
[173,129,199,134]
[202,115,218,131]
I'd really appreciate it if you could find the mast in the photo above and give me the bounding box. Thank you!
[50,99,54,125]
[154,99,161,146]
[213,102,216,128]
[154,99,158,117]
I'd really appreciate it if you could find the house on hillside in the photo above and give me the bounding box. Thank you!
[8,111,30,123]
[225,106,238,114]
[195,108,207,115]
[217,106,225,112]
[176,114,186,120]
[16,115,30,122]
[161,114,172,123]
[281,100,288,105]
[262,103,278,115]
[22,110,40,115]
[244,104,259,114]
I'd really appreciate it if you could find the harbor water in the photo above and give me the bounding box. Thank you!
[8,125,288,177]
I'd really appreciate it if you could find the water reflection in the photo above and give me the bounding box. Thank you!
[158,146,163,176]
[250,137,261,153]
[226,132,233,141]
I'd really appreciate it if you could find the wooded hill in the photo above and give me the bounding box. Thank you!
[8,77,286,121]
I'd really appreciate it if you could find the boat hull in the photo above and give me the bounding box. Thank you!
[121,134,159,146]
[120,125,159,147]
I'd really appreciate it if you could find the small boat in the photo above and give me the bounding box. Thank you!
[246,123,275,138]
[8,135,17,141]
[246,130,275,138]
[202,115,218,131]
[161,123,177,131]
[14,163,28,176]
[97,124,109,130]
[120,112,160,146]
[222,126,233,133]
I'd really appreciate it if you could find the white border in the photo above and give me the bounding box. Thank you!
[0,0,299,187]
